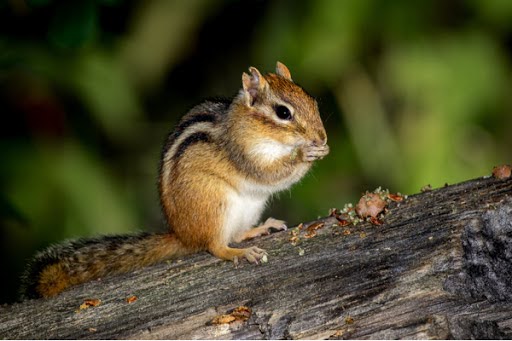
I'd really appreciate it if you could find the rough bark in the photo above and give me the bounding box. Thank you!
[1,176,512,339]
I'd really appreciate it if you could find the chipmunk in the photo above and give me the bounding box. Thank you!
[20,62,329,299]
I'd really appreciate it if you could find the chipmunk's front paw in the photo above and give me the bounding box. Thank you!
[301,143,329,162]
[260,217,287,232]
[236,217,287,242]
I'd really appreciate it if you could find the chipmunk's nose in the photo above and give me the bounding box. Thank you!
[314,131,327,146]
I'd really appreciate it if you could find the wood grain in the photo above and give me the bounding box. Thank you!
[1,176,511,339]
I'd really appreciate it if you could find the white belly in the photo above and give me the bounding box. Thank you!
[222,190,268,244]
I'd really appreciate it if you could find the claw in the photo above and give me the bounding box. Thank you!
[243,246,267,264]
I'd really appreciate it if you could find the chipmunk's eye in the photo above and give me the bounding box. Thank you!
[274,105,292,121]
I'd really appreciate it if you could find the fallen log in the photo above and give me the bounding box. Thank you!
[1,175,511,339]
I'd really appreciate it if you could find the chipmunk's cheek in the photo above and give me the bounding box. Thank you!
[249,138,295,163]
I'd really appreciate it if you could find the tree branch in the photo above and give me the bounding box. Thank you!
[1,176,512,339]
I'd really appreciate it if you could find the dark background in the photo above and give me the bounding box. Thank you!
[1,0,511,303]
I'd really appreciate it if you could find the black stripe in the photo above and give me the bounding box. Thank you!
[176,114,216,136]
[161,113,216,164]
[174,131,212,160]
[160,100,230,173]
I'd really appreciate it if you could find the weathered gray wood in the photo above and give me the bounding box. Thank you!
[1,176,512,339]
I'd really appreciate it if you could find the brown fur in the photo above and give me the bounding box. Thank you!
[21,62,328,299]
[21,233,189,299]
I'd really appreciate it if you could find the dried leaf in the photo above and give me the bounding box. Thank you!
[493,165,511,180]
[77,298,101,312]
[387,193,404,202]
[84,298,101,307]
[370,217,383,226]
[307,222,325,230]
[211,314,236,325]
[231,306,252,321]
[337,218,350,227]
[355,193,387,219]
[126,295,138,304]
[305,221,324,238]
[211,306,252,325]
[304,230,317,238]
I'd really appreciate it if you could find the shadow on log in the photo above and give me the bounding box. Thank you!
[1,176,512,339]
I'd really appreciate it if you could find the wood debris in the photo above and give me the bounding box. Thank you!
[77,298,101,312]
[304,222,325,239]
[211,306,252,325]
[126,295,138,304]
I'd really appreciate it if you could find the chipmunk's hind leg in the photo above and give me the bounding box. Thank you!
[208,242,267,264]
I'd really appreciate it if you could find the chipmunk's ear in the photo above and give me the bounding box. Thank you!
[242,66,268,106]
[276,61,292,81]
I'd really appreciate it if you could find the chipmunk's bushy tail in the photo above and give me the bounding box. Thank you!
[20,232,188,299]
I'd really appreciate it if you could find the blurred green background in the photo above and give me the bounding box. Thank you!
[1,0,511,303]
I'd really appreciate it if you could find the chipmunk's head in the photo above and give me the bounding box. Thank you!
[235,62,327,149]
